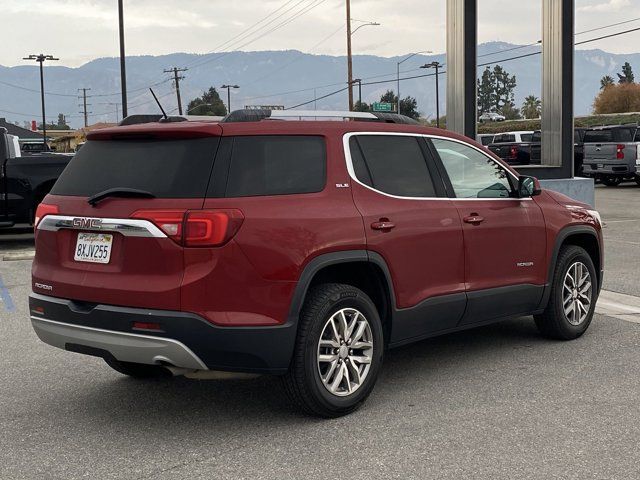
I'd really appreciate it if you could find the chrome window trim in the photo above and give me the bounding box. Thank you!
[342,132,529,202]
[37,215,167,238]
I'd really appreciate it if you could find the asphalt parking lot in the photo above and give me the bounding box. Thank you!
[1,184,640,479]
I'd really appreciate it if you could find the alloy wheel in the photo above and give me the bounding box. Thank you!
[562,261,593,326]
[317,308,374,397]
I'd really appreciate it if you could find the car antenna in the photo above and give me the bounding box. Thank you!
[149,88,168,120]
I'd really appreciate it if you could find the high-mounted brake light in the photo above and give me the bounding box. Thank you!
[616,144,625,160]
[34,203,59,228]
[131,209,244,247]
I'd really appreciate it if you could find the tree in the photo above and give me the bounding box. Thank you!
[477,67,495,115]
[476,65,516,116]
[353,101,371,112]
[521,95,541,119]
[39,113,70,130]
[378,90,420,119]
[593,82,640,114]
[617,62,635,84]
[186,87,227,116]
[493,65,517,113]
[500,102,521,120]
[600,75,615,90]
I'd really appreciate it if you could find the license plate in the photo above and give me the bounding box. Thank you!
[74,233,113,264]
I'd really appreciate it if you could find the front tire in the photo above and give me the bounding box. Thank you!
[283,283,384,417]
[535,246,598,340]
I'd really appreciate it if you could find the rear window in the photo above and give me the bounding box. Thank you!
[521,133,533,142]
[51,138,219,198]
[583,128,635,143]
[225,136,325,197]
[493,134,515,143]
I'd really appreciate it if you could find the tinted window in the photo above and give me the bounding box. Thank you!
[349,137,373,187]
[352,135,436,198]
[532,132,542,142]
[521,134,533,142]
[493,134,515,143]
[225,136,325,197]
[51,138,219,198]
[432,139,513,199]
[583,128,634,143]
[479,135,494,146]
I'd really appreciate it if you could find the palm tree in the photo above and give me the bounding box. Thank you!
[600,75,615,90]
[521,95,541,119]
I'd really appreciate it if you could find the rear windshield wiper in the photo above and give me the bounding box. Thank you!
[87,188,156,207]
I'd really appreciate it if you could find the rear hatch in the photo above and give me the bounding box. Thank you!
[32,125,221,310]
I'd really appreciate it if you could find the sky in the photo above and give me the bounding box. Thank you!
[2,0,640,68]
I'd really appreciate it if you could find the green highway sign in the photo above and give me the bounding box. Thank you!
[372,102,394,112]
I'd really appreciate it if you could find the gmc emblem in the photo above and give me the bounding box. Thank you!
[72,217,102,229]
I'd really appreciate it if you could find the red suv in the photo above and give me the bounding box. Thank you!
[29,110,603,417]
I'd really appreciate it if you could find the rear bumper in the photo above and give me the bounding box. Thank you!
[29,293,297,374]
[582,162,637,176]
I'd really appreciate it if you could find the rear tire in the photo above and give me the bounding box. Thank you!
[534,245,598,340]
[283,283,384,418]
[104,358,171,379]
[601,175,622,187]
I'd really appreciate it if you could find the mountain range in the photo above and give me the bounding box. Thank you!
[1,41,639,129]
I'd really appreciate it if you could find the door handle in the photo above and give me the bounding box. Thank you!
[463,214,485,225]
[371,220,395,231]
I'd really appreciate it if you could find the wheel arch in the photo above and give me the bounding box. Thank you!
[287,251,396,345]
[540,225,602,309]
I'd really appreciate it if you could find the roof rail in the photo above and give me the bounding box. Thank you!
[221,109,420,125]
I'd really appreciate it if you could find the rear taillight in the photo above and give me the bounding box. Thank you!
[131,210,185,243]
[509,146,518,159]
[131,209,244,247]
[34,203,59,228]
[616,144,625,159]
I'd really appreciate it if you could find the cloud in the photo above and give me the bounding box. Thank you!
[578,0,631,12]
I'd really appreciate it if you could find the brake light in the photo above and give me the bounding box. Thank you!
[131,210,184,242]
[131,209,244,247]
[616,144,625,159]
[34,203,59,228]
[509,146,518,159]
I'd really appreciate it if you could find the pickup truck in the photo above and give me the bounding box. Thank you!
[1,128,73,227]
[488,131,535,165]
[581,125,640,186]
[529,128,587,175]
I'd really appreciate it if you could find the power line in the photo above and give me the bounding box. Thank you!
[189,0,328,71]
[286,86,349,109]
[576,16,640,35]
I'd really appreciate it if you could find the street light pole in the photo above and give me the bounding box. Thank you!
[397,50,432,115]
[118,0,128,119]
[421,61,442,128]
[221,85,240,114]
[23,54,58,149]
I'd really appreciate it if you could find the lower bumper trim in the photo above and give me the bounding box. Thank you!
[31,316,208,370]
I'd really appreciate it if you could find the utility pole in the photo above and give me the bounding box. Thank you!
[78,88,91,127]
[118,0,128,119]
[22,54,58,149]
[221,84,240,114]
[346,0,354,110]
[164,67,187,115]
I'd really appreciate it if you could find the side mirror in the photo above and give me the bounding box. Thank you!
[518,175,541,198]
